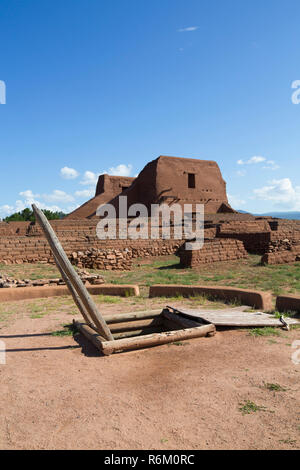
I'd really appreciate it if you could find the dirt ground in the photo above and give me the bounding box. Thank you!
[0,298,299,450]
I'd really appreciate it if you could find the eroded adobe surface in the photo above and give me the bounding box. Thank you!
[66,174,136,219]
[108,156,234,216]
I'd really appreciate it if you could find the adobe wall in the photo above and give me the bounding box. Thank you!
[0,221,31,236]
[106,156,235,217]
[66,174,136,219]
[261,230,300,265]
[179,239,248,267]
[0,234,182,266]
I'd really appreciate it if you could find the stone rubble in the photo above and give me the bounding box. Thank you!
[0,269,105,289]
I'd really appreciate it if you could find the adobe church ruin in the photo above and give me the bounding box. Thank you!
[0,155,299,269]
[67,156,235,219]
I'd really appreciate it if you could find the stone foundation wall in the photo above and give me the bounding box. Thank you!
[0,235,182,266]
[179,239,248,268]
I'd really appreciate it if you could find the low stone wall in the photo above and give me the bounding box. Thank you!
[0,270,104,288]
[149,284,274,311]
[261,235,300,265]
[218,232,271,254]
[70,249,133,271]
[0,235,182,266]
[261,251,300,266]
[179,239,248,268]
[0,283,140,302]
[276,294,300,313]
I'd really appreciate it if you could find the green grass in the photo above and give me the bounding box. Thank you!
[264,383,287,392]
[239,400,267,415]
[97,295,122,304]
[51,323,79,337]
[249,327,282,337]
[1,254,300,298]
[85,254,300,297]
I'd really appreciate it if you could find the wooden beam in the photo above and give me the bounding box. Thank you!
[108,318,163,333]
[53,253,93,327]
[113,327,163,340]
[103,310,162,324]
[75,321,215,355]
[101,323,216,355]
[32,204,113,341]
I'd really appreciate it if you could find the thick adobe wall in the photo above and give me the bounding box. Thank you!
[108,156,235,217]
[155,156,232,213]
[0,234,183,266]
[95,174,135,197]
[179,239,248,267]
[218,220,272,254]
[65,174,136,219]
[0,221,31,236]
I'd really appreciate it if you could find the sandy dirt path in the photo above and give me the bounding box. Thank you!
[0,305,299,450]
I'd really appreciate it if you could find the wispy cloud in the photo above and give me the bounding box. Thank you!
[79,164,133,185]
[253,178,300,210]
[60,167,79,180]
[238,156,266,165]
[237,156,279,171]
[178,26,198,32]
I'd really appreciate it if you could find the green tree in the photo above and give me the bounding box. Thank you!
[3,208,66,222]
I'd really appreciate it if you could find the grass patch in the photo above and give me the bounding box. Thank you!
[249,327,282,337]
[239,400,267,415]
[264,383,286,392]
[97,295,122,304]
[51,323,79,337]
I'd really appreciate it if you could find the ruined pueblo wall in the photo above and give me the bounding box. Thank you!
[66,174,136,219]
[180,239,248,268]
[105,156,235,217]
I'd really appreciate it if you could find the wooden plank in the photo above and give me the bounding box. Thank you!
[113,327,163,340]
[32,204,113,341]
[103,310,162,324]
[101,324,216,355]
[108,318,163,333]
[166,306,300,327]
[162,309,205,330]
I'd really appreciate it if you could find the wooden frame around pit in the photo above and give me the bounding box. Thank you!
[32,204,215,355]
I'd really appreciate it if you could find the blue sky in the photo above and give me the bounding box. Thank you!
[1,0,300,217]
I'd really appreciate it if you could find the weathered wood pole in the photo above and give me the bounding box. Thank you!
[32,204,113,341]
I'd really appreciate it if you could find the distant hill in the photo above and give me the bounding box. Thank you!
[237,210,300,220]
[257,211,300,220]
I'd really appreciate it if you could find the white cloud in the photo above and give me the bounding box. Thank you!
[238,156,266,165]
[19,190,40,199]
[80,170,100,186]
[253,178,300,210]
[178,26,198,32]
[108,164,133,177]
[80,164,133,185]
[74,189,94,199]
[42,190,75,203]
[262,160,280,171]
[228,194,246,208]
[60,167,79,180]
[237,156,279,171]
[0,204,15,218]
